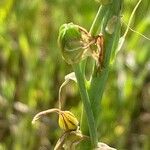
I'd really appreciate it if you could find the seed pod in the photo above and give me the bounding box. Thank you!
[58,23,89,64]
[58,111,79,131]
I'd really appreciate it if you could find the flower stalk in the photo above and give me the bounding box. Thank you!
[73,63,98,148]
[89,0,122,126]
[80,0,122,149]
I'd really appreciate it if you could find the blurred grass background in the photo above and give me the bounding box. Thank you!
[0,0,150,149]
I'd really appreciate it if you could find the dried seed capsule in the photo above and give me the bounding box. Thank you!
[58,111,79,131]
[58,23,89,64]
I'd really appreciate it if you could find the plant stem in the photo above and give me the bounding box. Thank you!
[73,63,98,148]
[80,4,109,140]
[89,0,122,125]
[78,1,122,148]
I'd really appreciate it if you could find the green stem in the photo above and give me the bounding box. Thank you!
[73,63,98,148]
[89,0,122,125]
[78,1,122,148]
[80,4,109,140]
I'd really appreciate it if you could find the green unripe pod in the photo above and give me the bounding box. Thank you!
[58,23,89,64]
